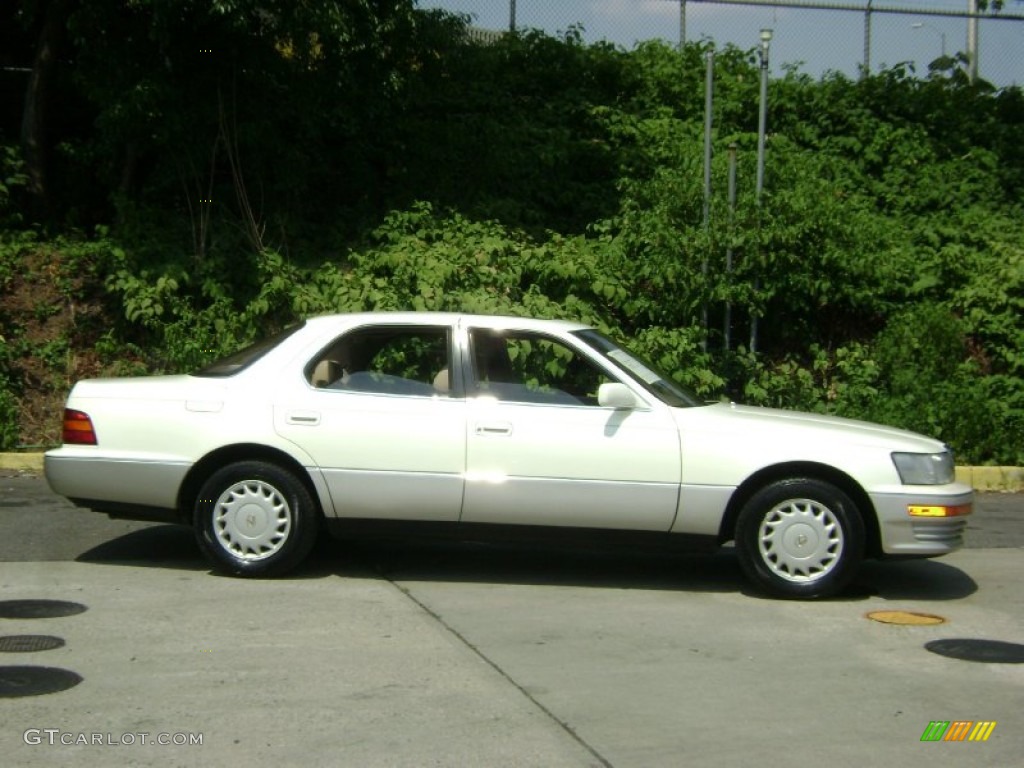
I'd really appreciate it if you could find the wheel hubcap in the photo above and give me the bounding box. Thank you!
[758,498,843,582]
[213,480,292,561]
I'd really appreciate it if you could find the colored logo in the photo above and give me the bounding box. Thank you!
[920,721,997,742]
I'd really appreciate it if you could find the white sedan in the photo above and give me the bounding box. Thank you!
[45,312,973,598]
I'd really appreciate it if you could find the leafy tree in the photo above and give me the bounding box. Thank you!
[2,18,1022,462]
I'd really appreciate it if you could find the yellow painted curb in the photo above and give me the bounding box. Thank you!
[0,453,45,472]
[955,465,1024,493]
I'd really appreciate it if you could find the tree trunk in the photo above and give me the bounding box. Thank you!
[20,0,69,220]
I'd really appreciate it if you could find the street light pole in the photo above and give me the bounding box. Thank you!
[679,0,687,49]
[912,22,947,58]
[863,0,873,75]
[752,29,772,354]
[701,49,714,349]
[755,29,771,204]
[725,142,737,352]
[967,0,979,82]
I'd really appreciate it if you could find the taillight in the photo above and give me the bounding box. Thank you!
[62,409,97,445]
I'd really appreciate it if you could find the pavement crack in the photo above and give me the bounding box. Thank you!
[385,576,614,768]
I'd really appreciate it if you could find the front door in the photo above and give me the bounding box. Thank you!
[460,326,681,531]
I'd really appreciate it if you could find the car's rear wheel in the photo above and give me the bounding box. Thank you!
[734,478,865,599]
[194,461,319,576]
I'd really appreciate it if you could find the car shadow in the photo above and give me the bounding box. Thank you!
[854,558,979,601]
[74,526,979,600]
[314,538,980,601]
[74,525,380,581]
[334,537,745,594]
[76,525,208,571]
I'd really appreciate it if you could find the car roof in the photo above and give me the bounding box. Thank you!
[303,311,593,334]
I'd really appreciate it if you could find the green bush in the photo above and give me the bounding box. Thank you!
[6,17,1024,465]
[0,376,17,451]
[820,306,1023,465]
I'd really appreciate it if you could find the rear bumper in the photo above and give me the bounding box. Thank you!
[871,485,974,556]
[45,451,189,519]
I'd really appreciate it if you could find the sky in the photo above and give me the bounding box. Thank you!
[416,0,1024,87]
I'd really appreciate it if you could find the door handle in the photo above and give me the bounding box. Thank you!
[475,422,513,436]
[286,411,321,426]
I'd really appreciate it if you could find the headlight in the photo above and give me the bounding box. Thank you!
[892,451,955,485]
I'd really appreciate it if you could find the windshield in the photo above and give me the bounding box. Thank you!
[572,329,705,408]
[192,322,305,377]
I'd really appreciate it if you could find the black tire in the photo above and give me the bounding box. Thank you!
[734,478,865,599]
[194,461,320,577]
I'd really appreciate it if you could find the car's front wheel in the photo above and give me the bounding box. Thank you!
[734,478,865,599]
[194,461,320,576]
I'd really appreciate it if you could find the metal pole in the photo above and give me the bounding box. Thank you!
[680,0,687,48]
[510,0,516,34]
[967,0,978,82]
[701,49,714,350]
[725,142,737,352]
[755,32,771,201]
[702,50,714,230]
[912,22,947,59]
[752,29,771,355]
[863,0,873,75]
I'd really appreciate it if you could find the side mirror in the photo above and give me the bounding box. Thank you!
[598,382,638,409]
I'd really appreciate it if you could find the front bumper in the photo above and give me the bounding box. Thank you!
[871,484,974,556]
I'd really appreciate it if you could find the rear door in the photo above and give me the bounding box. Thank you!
[274,322,466,521]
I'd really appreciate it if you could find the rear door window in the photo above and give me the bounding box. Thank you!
[307,325,453,397]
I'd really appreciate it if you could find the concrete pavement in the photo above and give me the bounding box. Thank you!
[0,539,1021,766]
[0,468,1021,767]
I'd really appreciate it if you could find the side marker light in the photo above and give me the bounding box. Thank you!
[907,504,972,517]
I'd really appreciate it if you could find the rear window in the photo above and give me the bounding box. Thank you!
[192,322,305,377]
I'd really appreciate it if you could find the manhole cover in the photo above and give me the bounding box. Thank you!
[866,610,946,626]
[0,635,65,653]
[0,666,83,697]
[925,638,1024,663]
[0,600,88,619]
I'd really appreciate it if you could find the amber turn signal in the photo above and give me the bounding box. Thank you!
[907,504,972,517]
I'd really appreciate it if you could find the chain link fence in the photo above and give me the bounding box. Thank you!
[418,0,1024,87]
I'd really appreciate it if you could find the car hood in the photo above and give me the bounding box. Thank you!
[676,402,947,454]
